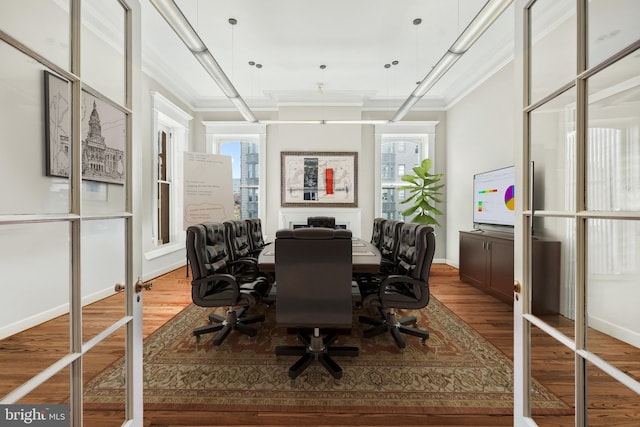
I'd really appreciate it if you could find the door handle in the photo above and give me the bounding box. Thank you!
[115,281,153,293]
[514,280,521,301]
[135,280,153,293]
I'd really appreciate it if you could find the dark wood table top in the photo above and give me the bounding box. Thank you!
[257,238,381,274]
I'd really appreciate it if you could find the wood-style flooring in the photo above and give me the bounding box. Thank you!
[1,264,638,426]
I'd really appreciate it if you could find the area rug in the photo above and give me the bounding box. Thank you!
[84,297,571,415]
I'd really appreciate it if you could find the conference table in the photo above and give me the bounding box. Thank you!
[257,237,381,274]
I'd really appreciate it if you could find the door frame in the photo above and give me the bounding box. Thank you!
[0,1,144,426]
[514,1,640,425]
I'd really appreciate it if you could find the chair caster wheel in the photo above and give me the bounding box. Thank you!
[420,338,427,346]
[334,378,342,385]
[194,335,201,342]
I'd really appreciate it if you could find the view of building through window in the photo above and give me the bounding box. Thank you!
[220,140,260,220]
[381,139,422,220]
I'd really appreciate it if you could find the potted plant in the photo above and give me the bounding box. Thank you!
[399,158,444,226]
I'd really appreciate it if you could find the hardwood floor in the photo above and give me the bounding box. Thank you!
[1,264,638,426]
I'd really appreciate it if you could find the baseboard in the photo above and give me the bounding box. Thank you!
[0,304,69,340]
[588,315,640,348]
[439,258,459,269]
[143,260,187,283]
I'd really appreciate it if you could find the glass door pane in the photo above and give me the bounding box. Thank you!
[586,49,640,213]
[585,219,640,381]
[529,0,576,104]
[530,88,577,213]
[81,218,126,342]
[81,0,126,105]
[0,42,71,215]
[587,0,640,67]
[0,222,71,398]
[0,0,71,71]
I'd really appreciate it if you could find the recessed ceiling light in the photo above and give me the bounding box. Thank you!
[413,18,422,25]
[228,18,237,25]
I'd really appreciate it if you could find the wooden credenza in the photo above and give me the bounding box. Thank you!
[459,230,560,315]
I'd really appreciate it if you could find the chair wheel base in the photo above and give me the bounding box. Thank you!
[193,308,265,347]
[359,310,430,349]
[276,330,358,384]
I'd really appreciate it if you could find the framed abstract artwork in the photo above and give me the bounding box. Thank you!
[281,151,358,207]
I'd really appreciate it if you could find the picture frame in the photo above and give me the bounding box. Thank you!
[44,71,71,178]
[43,71,127,185]
[81,90,126,185]
[281,151,358,207]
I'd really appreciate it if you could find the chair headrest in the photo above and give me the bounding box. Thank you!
[276,228,351,240]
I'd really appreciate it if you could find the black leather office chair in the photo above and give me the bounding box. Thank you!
[306,216,336,228]
[359,223,435,349]
[378,219,403,275]
[223,219,261,281]
[245,218,267,256]
[371,217,386,249]
[274,228,359,383]
[186,223,269,346]
[353,217,387,302]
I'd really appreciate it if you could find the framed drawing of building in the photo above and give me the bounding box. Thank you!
[81,90,126,185]
[44,71,126,185]
[281,151,358,207]
[44,71,71,178]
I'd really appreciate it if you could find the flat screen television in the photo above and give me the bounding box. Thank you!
[473,166,515,230]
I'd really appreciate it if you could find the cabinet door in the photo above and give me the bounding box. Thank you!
[488,238,514,304]
[459,233,488,289]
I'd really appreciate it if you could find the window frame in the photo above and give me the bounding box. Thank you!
[374,122,438,218]
[150,92,191,250]
[205,123,267,222]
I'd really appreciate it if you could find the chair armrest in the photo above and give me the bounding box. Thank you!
[229,257,259,281]
[379,258,398,275]
[192,273,240,300]
[378,275,425,304]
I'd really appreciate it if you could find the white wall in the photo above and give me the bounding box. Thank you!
[445,61,516,267]
[265,106,366,239]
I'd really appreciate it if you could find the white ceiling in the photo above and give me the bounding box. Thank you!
[141,0,515,111]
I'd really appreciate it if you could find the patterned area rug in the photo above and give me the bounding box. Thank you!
[84,297,571,415]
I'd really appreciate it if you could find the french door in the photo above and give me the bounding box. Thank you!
[0,1,143,426]
[514,0,640,425]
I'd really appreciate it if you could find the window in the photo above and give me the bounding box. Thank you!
[151,92,191,248]
[157,127,170,244]
[205,123,266,222]
[219,139,260,220]
[375,123,437,221]
[381,141,421,220]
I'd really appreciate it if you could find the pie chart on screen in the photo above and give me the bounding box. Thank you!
[504,185,515,211]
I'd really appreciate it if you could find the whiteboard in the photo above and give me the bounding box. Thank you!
[183,152,233,230]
